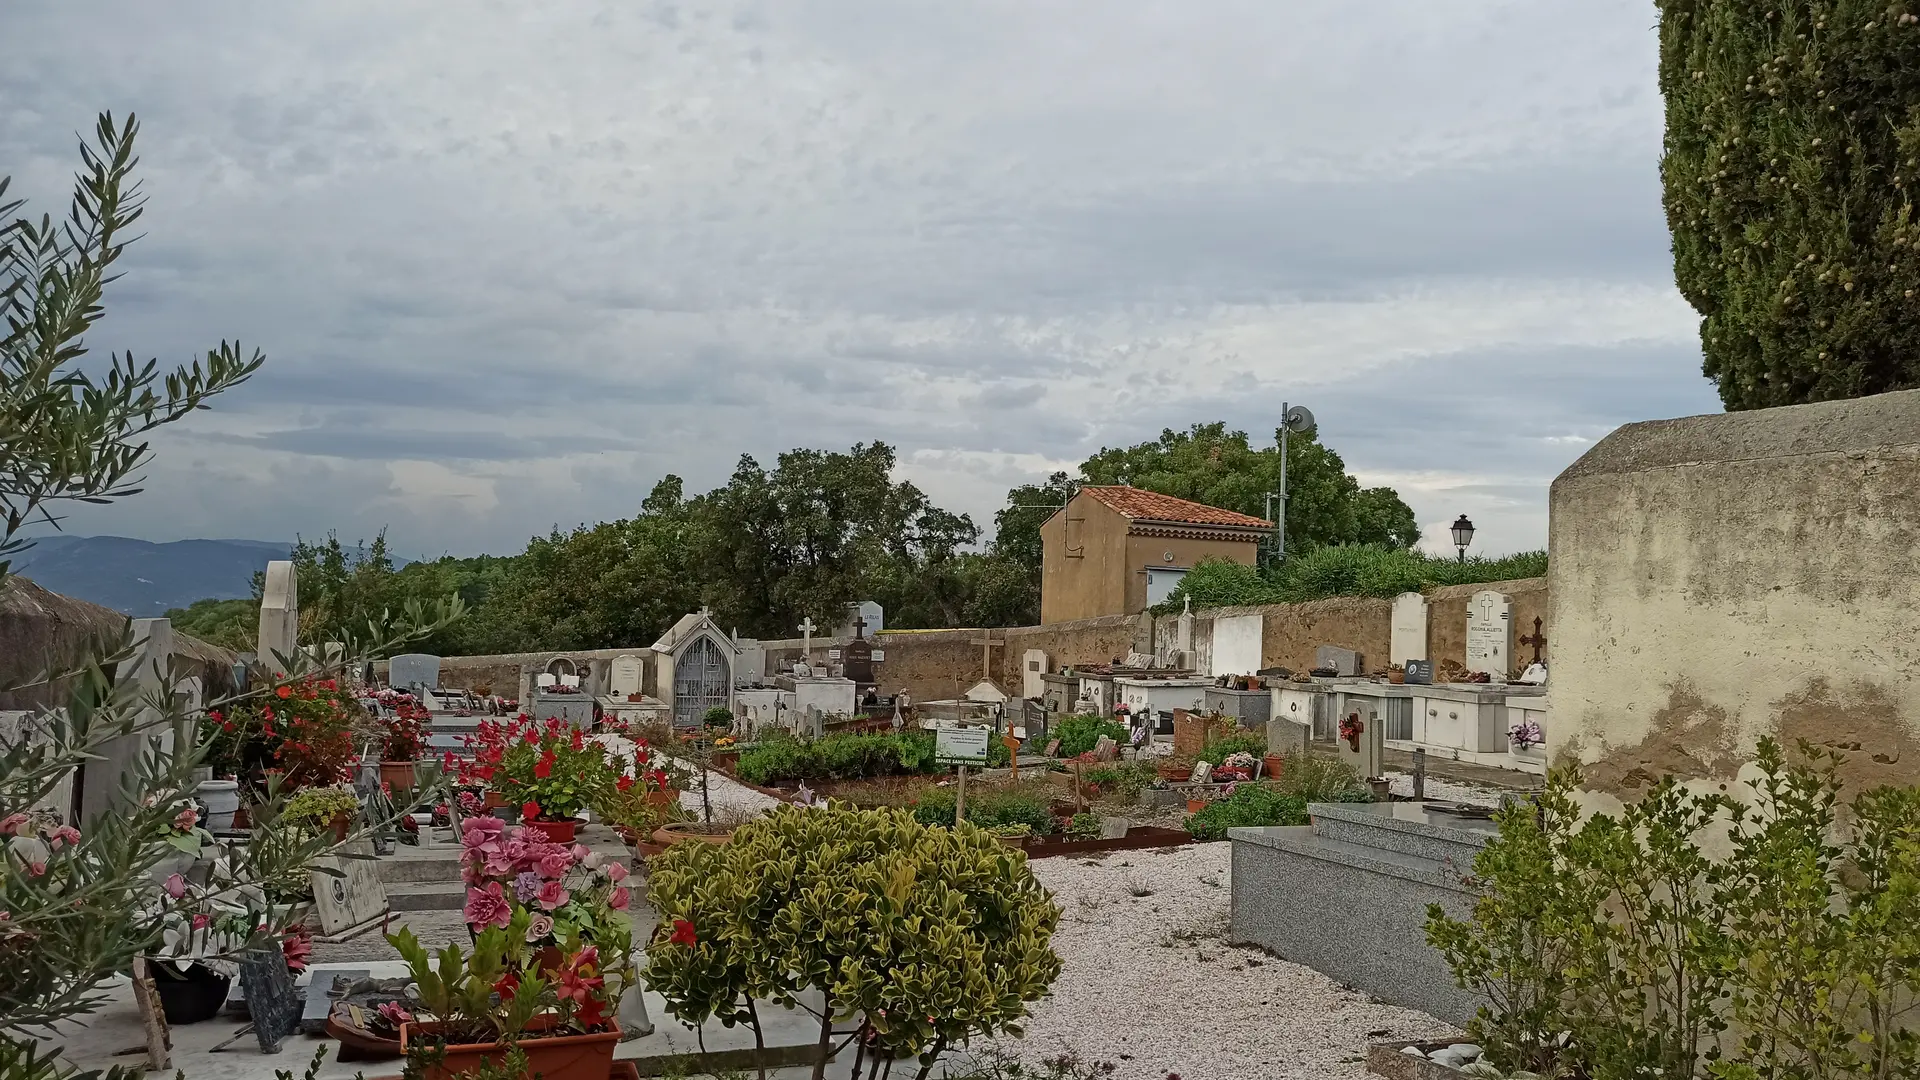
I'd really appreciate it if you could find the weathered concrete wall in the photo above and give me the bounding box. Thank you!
[1549,390,1920,797]
[376,646,655,700]
[761,613,1146,701]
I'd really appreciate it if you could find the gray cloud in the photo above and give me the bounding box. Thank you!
[2,0,1709,560]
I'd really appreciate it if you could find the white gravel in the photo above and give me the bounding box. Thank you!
[971,842,1457,1080]
[1380,772,1508,807]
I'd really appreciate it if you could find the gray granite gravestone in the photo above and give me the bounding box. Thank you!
[239,946,303,1053]
[1314,645,1363,676]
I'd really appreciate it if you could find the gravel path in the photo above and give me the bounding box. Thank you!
[1381,771,1507,807]
[970,842,1457,1080]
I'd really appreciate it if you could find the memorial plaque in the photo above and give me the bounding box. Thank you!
[1403,659,1434,685]
[239,947,303,1053]
[309,839,389,935]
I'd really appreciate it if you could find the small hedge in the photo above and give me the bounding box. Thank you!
[1185,785,1308,841]
[736,728,1010,785]
[1198,732,1267,766]
[914,786,1057,836]
[1053,714,1128,758]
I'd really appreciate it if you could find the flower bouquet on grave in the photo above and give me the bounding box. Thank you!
[376,702,429,792]
[1507,719,1545,749]
[457,815,635,975]
[466,715,619,844]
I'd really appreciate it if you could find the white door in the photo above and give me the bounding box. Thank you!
[1145,567,1188,606]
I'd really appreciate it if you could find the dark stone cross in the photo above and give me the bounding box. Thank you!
[1518,617,1547,665]
[851,612,867,639]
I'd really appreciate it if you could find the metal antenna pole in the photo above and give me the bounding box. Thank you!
[1277,401,1290,563]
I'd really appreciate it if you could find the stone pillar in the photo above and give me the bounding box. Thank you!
[80,618,173,826]
[256,560,299,674]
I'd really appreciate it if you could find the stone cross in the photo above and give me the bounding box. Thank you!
[699,605,713,618]
[970,632,1005,682]
[798,617,817,662]
[851,611,868,639]
[1519,617,1547,666]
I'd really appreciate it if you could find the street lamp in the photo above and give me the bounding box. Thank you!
[1267,402,1316,565]
[1451,514,1475,563]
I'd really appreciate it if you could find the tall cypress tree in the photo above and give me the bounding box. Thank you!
[1660,1,1920,408]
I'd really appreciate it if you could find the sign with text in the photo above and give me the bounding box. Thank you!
[935,726,990,765]
[1403,659,1434,685]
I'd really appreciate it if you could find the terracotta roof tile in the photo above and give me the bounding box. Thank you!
[1079,485,1272,529]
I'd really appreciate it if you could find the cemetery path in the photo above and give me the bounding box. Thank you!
[977,842,1457,1080]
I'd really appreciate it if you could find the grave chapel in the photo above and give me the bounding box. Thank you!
[650,609,745,726]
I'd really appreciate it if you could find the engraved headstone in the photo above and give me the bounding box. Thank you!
[608,654,644,698]
[1390,591,1429,666]
[309,839,389,935]
[1466,590,1514,684]
[1021,649,1050,699]
[1314,645,1362,676]
[389,653,441,694]
[842,637,875,685]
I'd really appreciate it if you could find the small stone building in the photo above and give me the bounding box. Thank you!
[650,611,744,726]
[1039,486,1270,624]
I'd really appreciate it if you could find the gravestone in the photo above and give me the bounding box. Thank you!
[843,638,875,685]
[257,561,299,673]
[1390,592,1429,665]
[1466,590,1514,684]
[389,653,440,694]
[301,967,369,1035]
[835,600,884,640]
[536,673,557,689]
[1265,717,1311,757]
[1403,658,1434,685]
[239,947,304,1053]
[1022,649,1050,699]
[1336,702,1385,778]
[309,840,389,935]
[608,655,644,698]
[1314,645,1362,676]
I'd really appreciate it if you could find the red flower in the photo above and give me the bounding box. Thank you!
[276,685,293,699]
[282,931,312,972]
[493,971,520,1000]
[522,801,542,821]
[616,774,635,793]
[669,918,698,946]
[534,749,555,779]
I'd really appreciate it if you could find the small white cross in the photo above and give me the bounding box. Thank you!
[699,605,713,618]
[798,617,817,659]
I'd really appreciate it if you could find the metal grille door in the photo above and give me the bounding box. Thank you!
[673,636,731,726]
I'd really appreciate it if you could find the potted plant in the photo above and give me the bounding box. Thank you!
[463,716,618,845]
[149,895,250,1025]
[388,912,623,1080]
[281,786,361,841]
[1507,718,1547,769]
[455,815,635,972]
[377,703,428,793]
[655,725,735,845]
[592,749,683,852]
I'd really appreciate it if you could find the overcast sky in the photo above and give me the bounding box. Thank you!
[2,1,1720,560]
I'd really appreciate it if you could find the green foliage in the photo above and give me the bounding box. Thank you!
[1080,422,1419,556]
[913,786,1058,836]
[161,597,257,651]
[1197,732,1267,766]
[1156,547,1550,613]
[279,786,359,828]
[735,731,941,785]
[944,1045,1122,1079]
[1082,761,1158,801]
[1066,813,1101,840]
[1268,755,1370,804]
[387,918,548,1045]
[1052,715,1128,758]
[643,805,1063,1076]
[1183,785,1307,841]
[1426,741,1920,1079]
[1658,0,1920,408]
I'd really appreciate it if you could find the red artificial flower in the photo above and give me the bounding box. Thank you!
[616,774,635,793]
[276,685,293,699]
[569,728,585,752]
[282,931,312,972]
[493,971,520,1000]
[669,918,698,946]
[522,801,542,821]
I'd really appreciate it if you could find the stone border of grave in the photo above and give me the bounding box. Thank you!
[1013,825,1194,860]
[1366,1040,1480,1080]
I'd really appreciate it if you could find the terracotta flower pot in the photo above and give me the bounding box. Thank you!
[329,812,352,842]
[379,760,417,792]
[644,790,677,807]
[1186,798,1209,815]
[1262,754,1285,780]
[1157,762,1191,782]
[482,790,506,809]
[521,817,582,844]
[653,821,734,846]
[399,1017,620,1080]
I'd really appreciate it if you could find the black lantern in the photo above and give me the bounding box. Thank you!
[1450,514,1475,562]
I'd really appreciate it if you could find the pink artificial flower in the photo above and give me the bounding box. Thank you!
[537,850,573,880]
[526,913,555,942]
[173,807,198,831]
[191,913,211,931]
[604,861,628,883]
[537,879,570,911]
[463,882,512,929]
[26,861,46,877]
[163,873,187,900]
[377,1001,414,1027]
[0,814,26,836]
[608,886,630,911]
[53,825,80,847]
[570,843,590,863]
[461,816,504,845]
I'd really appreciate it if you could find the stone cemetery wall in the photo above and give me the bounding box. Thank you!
[1427,577,1550,672]
[377,646,655,699]
[1549,389,1920,798]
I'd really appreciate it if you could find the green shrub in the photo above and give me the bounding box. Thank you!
[1184,785,1307,841]
[914,786,1057,836]
[644,805,1063,1070]
[1154,547,1549,613]
[1270,755,1369,803]
[1083,761,1157,800]
[1053,715,1128,758]
[1198,732,1267,766]
[735,730,945,785]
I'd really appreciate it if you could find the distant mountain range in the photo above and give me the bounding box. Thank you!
[7,535,291,615]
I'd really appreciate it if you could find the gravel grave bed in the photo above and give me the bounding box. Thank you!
[970,842,1457,1080]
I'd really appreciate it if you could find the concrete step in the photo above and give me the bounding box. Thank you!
[377,855,464,884]
[385,881,466,912]
[1305,801,1496,866]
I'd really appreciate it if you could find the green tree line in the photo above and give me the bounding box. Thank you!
[170,424,1419,654]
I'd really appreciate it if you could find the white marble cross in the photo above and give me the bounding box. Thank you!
[798,617,817,660]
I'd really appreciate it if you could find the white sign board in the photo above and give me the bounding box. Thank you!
[870,649,885,662]
[935,726,990,764]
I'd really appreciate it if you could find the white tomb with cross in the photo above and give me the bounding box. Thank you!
[1466,590,1513,684]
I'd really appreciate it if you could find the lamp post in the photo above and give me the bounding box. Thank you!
[1451,514,1475,563]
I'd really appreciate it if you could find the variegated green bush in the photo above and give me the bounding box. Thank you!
[644,804,1062,1080]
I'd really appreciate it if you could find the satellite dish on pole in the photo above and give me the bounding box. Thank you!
[1283,404,1316,435]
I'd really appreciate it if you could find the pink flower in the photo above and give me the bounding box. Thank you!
[463,882,512,929]
[570,843,590,863]
[537,880,571,911]
[537,851,573,879]
[526,913,555,942]
[461,816,504,845]
[191,913,211,931]
[0,814,26,836]
[608,886,630,911]
[163,873,187,899]
[377,1001,414,1027]
[604,861,628,883]
[53,825,80,847]
[26,861,46,877]
[173,808,197,831]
